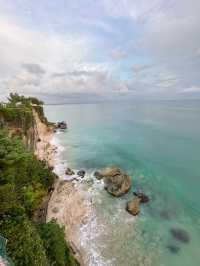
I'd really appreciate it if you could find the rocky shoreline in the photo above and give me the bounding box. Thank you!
[34,117,88,265]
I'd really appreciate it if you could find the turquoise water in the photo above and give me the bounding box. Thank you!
[45,101,200,266]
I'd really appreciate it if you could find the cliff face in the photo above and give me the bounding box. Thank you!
[0,107,36,149]
[32,108,55,167]
[0,106,55,166]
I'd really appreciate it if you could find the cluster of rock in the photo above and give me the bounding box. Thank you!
[65,167,86,178]
[65,164,192,257]
[65,165,149,216]
[94,166,149,216]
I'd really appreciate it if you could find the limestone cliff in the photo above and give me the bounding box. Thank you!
[0,105,55,167]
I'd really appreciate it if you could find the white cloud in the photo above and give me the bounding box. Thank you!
[0,15,117,99]
[102,0,166,22]
[4,59,119,99]
[1,0,200,100]
[0,15,90,77]
[104,0,200,96]
[139,0,200,89]
[182,86,200,93]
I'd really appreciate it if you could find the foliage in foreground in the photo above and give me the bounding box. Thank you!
[1,216,48,266]
[38,221,79,266]
[0,101,78,265]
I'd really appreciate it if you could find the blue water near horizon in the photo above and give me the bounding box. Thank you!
[45,100,200,266]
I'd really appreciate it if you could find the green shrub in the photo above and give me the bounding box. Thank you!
[39,221,79,266]
[0,217,48,266]
[0,130,54,216]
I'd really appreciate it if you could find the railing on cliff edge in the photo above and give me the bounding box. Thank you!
[0,235,14,266]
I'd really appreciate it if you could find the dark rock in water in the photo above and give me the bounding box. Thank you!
[65,167,75,175]
[126,197,141,216]
[133,190,150,203]
[166,245,180,254]
[170,228,190,243]
[100,166,132,197]
[94,171,103,180]
[57,121,67,129]
[86,178,94,185]
[160,209,176,220]
[77,170,86,178]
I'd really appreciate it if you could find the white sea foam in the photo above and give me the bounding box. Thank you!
[51,131,110,265]
[50,131,72,178]
[77,175,115,266]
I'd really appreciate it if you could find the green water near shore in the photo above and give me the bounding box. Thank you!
[45,101,200,266]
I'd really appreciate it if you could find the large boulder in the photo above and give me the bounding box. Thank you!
[126,197,141,216]
[100,166,132,197]
[57,121,67,129]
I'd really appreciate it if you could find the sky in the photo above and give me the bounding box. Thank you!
[0,0,200,103]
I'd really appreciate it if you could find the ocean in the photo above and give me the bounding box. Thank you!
[45,100,200,266]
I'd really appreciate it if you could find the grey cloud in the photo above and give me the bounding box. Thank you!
[51,70,104,78]
[51,72,67,78]
[49,69,112,95]
[21,63,46,75]
[69,70,103,77]
[154,77,179,88]
[181,86,200,93]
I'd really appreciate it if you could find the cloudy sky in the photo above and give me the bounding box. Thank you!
[0,0,200,102]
